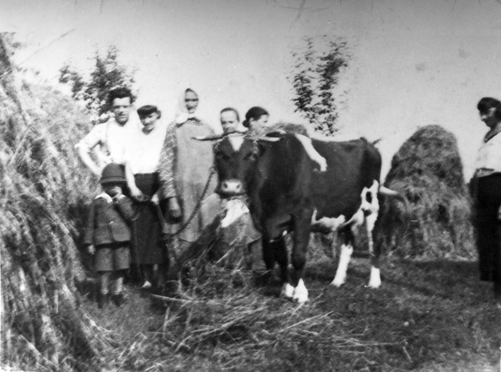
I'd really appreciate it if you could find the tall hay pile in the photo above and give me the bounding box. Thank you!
[0,34,104,371]
[377,125,476,259]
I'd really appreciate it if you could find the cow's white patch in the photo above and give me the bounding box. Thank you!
[229,136,245,151]
[292,279,309,303]
[361,180,379,256]
[368,266,381,288]
[220,180,242,195]
[281,283,295,299]
[331,244,353,287]
[221,198,249,228]
[311,209,346,232]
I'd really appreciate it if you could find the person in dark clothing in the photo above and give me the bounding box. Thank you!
[472,97,501,302]
[84,163,135,308]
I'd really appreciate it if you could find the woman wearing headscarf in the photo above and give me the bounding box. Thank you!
[158,88,218,269]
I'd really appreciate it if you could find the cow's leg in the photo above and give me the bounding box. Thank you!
[271,237,295,300]
[331,230,354,287]
[364,182,382,288]
[290,211,312,303]
[261,237,275,272]
[256,238,277,287]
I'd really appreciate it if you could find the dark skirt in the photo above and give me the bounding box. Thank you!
[133,173,167,265]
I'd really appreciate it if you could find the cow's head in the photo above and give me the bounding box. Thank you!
[213,135,260,196]
[194,132,279,197]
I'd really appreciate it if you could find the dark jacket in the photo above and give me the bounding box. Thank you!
[83,193,135,247]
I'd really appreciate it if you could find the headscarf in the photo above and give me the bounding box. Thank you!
[174,88,204,125]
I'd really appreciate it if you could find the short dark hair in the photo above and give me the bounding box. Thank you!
[108,87,134,107]
[137,105,161,118]
[243,106,269,128]
[477,97,501,120]
[220,107,240,122]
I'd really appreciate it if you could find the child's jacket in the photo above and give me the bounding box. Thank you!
[83,193,135,247]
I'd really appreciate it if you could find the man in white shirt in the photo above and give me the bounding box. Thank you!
[76,87,135,176]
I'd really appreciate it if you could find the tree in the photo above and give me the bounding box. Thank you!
[59,45,137,124]
[290,36,349,135]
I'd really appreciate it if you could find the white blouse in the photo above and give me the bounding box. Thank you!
[124,120,168,174]
[475,132,501,177]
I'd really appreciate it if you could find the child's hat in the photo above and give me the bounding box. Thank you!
[100,163,126,184]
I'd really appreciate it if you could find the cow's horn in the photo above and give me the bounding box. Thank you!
[192,134,225,141]
[257,136,281,142]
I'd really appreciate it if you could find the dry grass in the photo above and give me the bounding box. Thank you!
[1,34,103,372]
[74,255,501,372]
[2,34,499,372]
[377,125,476,259]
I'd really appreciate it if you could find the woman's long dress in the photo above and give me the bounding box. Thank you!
[134,173,167,265]
[158,118,218,243]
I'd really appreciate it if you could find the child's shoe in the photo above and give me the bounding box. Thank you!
[98,293,109,309]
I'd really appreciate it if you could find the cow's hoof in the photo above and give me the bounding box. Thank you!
[367,281,381,289]
[292,279,309,303]
[367,267,381,288]
[330,277,345,288]
[281,283,295,299]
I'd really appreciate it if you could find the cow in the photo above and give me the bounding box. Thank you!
[199,131,406,303]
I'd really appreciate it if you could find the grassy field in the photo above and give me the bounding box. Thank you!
[1,35,498,372]
[78,252,501,372]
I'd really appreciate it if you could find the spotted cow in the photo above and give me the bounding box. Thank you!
[201,132,406,303]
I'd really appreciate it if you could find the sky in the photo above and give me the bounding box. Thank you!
[2,0,501,180]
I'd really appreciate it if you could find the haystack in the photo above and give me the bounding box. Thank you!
[377,125,476,259]
[1,34,103,371]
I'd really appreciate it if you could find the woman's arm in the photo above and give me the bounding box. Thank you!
[295,133,327,172]
[125,161,144,199]
[158,123,182,219]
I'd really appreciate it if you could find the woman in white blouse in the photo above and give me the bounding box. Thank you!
[473,96,501,302]
[125,105,168,289]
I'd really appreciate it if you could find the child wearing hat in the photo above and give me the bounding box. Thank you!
[83,163,136,308]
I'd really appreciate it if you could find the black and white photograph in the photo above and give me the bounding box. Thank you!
[1,0,501,371]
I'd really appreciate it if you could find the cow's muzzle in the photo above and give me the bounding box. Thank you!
[219,180,244,195]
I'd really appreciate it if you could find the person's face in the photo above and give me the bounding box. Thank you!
[139,112,159,133]
[103,182,123,197]
[220,110,239,132]
[112,97,132,125]
[185,91,199,114]
[250,114,269,129]
[480,107,499,128]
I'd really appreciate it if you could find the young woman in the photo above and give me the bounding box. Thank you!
[242,106,327,172]
[124,105,168,289]
[473,96,501,301]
